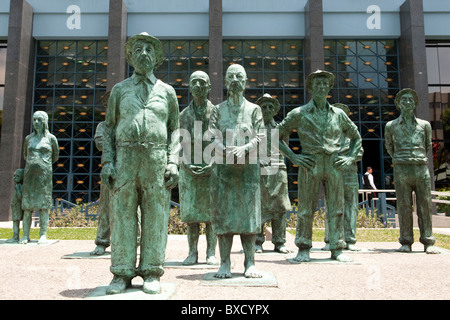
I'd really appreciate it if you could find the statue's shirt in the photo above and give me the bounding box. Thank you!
[277,99,360,155]
[385,114,431,165]
[103,72,179,164]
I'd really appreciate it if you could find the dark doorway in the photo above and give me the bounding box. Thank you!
[361,140,382,189]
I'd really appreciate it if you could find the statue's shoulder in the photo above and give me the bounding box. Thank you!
[155,79,176,94]
[416,118,431,128]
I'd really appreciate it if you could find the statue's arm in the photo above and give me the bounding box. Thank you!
[50,134,59,163]
[102,86,119,166]
[384,122,394,158]
[425,121,432,155]
[165,86,180,189]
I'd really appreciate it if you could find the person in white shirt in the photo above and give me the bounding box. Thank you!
[363,167,377,207]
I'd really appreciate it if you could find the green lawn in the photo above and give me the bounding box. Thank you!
[1,227,449,250]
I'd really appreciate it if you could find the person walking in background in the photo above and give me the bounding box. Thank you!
[363,166,377,209]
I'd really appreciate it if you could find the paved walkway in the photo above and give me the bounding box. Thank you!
[0,230,449,302]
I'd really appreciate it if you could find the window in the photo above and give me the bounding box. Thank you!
[33,40,108,203]
[427,41,450,187]
[324,40,400,188]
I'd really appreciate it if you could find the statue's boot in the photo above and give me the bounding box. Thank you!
[106,276,131,295]
[143,276,161,294]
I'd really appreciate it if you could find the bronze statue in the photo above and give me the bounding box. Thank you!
[277,70,362,262]
[255,93,292,254]
[6,169,25,243]
[209,64,264,278]
[20,111,59,244]
[385,88,440,254]
[101,33,180,294]
[178,71,218,266]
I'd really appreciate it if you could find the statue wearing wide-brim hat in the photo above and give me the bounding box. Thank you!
[125,32,164,69]
[305,70,335,93]
[255,93,281,113]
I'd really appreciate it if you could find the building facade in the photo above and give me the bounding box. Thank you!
[0,0,449,221]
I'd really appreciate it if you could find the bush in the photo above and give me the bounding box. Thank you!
[435,188,450,216]
[286,207,386,229]
[49,204,97,227]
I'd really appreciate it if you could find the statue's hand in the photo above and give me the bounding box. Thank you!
[164,163,179,190]
[291,154,315,170]
[334,155,355,170]
[192,163,212,177]
[100,162,115,189]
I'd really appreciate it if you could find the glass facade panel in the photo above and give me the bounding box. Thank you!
[324,39,400,188]
[33,40,108,203]
[427,41,450,188]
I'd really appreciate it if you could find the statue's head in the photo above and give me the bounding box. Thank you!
[256,93,280,121]
[225,64,247,95]
[305,70,334,97]
[32,111,49,135]
[189,71,211,99]
[13,168,24,184]
[394,88,418,112]
[125,32,164,73]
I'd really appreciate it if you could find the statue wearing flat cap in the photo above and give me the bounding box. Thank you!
[101,32,180,294]
[254,93,292,254]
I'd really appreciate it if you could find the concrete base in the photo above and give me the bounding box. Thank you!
[286,256,361,265]
[164,259,224,269]
[85,282,177,300]
[62,251,111,259]
[0,239,59,246]
[201,271,277,287]
[311,247,377,254]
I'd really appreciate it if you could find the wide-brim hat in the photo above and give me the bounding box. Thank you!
[394,88,419,109]
[305,70,335,92]
[255,93,281,112]
[125,32,164,69]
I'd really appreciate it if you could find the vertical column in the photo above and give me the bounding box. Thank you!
[399,0,435,188]
[304,0,324,101]
[399,0,429,121]
[0,0,34,221]
[107,0,128,91]
[209,0,223,105]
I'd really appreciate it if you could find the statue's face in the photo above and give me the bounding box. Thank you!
[311,76,330,99]
[13,171,23,183]
[32,114,46,133]
[189,73,211,99]
[398,93,416,113]
[131,40,156,73]
[225,65,247,94]
[260,101,277,121]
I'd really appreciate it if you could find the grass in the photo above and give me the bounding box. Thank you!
[288,228,450,250]
[2,226,449,250]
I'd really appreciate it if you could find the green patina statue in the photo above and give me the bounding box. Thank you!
[254,93,292,254]
[323,103,364,251]
[90,92,141,256]
[6,169,25,243]
[209,64,264,278]
[101,32,180,294]
[277,70,362,262]
[178,71,218,266]
[20,111,59,245]
[385,88,440,254]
